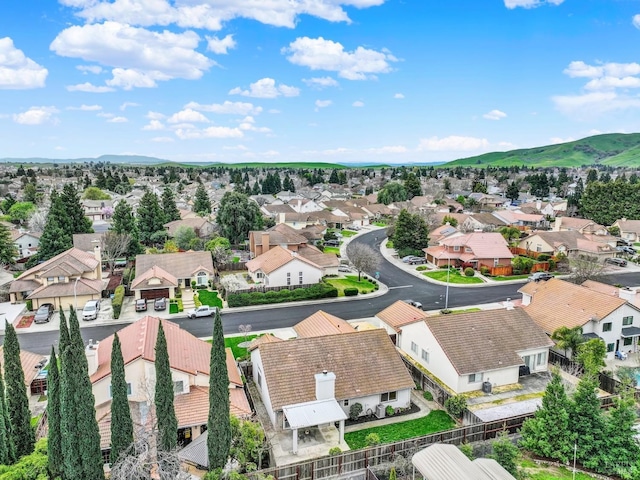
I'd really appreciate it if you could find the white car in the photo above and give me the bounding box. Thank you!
[82,300,100,321]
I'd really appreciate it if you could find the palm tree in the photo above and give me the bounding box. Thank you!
[551,326,585,359]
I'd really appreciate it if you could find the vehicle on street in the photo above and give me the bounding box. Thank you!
[34,303,54,324]
[135,299,148,312]
[82,300,101,321]
[407,256,426,265]
[187,305,217,319]
[154,297,167,311]
[403,299,423,310]
[605,257,628,267]
[528,272,554,282]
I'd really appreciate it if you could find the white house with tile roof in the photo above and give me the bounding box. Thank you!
[245,245,325,287]
[375,300,428,345]
[293,310,356,338]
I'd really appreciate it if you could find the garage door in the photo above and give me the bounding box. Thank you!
[141,289,170,300]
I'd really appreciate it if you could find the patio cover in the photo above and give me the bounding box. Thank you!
[622,327,640,338]
[282,399,347,430]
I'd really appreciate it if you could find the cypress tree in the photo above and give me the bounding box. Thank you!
[110,333,133,465]
[207,310,231,469]
[161,187,181,224]
[193,183,212,214]
[136,191,165,245]
[37,190,72,262]
[154,321,177,451]
[3,321,34,459]
[0,367,10,465]
[61,183,93,235]
[47,346,62,478]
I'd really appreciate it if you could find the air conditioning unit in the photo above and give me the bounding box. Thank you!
[375,403,386,419]
[482,381,492,394]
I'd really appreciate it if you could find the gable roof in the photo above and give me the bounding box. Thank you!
[0,346,47,388]
[376,300,427,332]
[246,245,322,275]
[435,232,513,259]
[257,329,414,410]
[15,247,99,281]
[130,265,178,290]
[614,219,640,234]
[164,217,212,236]
[134,251,213,282]
[293,310,356,338]
[519,278,628,332]
[72,233,104,252]
[251,223,308,246]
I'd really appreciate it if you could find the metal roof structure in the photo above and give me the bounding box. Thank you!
[282,399,347,430]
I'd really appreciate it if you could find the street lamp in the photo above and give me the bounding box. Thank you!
[74,276,81,311]
[444,252,450,311]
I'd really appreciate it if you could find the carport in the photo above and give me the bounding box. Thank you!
[282,399,347,454]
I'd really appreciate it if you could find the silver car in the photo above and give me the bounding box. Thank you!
[34,303,54,324]
[82,300,101,321]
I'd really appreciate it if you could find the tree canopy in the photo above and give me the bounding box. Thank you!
[216,192,263,245]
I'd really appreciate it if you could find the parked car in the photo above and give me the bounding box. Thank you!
[338,266,351,273]
[135,299,148,312]
[605,257,628,267]
[187,305,217,319]
[403,299,423,310]
[528,272,554,282]
[407,256,426,265]
[324,240,340,247]
[617,246,637,255]
[401,255,414,263]
[82,300,101,321]
[154,297,167,311]
[34,303,54,324]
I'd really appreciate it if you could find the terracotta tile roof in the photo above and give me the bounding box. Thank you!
[90,316,211,383]
[131,265,178,290]
[257,329,414,410]
[163,217,212,236]
[376,300,427,332]
[425,308,553,375]
[581,280,619,296]
[519,278,628,332]
[226,347,243,387]
[27,277,105,300]
[134,252,214,282]
[15,247,99,281]
[246,245,321,275]
[439,232,513,260]
[0,346,47,388]
[293,310,356,338]
[248,334,283,352]
[297,245,339,268]
[9,279,41,293]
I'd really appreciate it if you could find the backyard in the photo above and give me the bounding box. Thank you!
[224,334,259,360]
[422,268,483,284]
[324,275,377,295]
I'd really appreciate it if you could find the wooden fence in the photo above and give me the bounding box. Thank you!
[509,247,556,261]
[479,264,513,277]
[219,261,248,271]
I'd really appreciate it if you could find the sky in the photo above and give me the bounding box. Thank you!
[2,0,640,165]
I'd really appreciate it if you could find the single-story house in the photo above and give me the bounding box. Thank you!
[611,218,640,243]
[293,310,356,338]
[164,217,216,239]
[516,230,615,260]
[245,246,326,288]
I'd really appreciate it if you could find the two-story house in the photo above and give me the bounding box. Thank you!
[423,232,513,269]
[164,217,216,239]
[83,199,114,222]
[11,231,40,260]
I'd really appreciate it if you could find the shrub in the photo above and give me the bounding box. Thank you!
[227,283,338,307]
[112,285,125,319]
[175,286,182,298]
[389,467,397,480]
[536,253,551,261]
[445,395,467,418]
[25,299,32,311]
[464,267,475,277]
[349,402,363,420]
[365,433,381,446]
[480,266,490,275]
[459,442,474,460]
[344,287,359,296]
[548,258,556,270]
[329,447,341,456]
[397,247,423,258]
[193,293,202,308]
[191,280,196,289]
[423,390,433,401]
[385,405,395,416]
[416,265,427,271]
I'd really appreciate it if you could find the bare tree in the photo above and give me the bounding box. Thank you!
[28,206,48,232]
[346,243,379,281]
[102,231,131,275]
[569,254,604,284]
[239,324,252,345]
[210,245,232,272]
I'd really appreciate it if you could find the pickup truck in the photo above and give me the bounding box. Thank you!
[187,305,217,319]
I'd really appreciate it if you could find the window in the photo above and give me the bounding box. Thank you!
[256,369,262,388]
[58,276,65,282]
[287,272,291,286]
[624,337,633,346]
[536,352,546,366]
[465,247,472,253]
[343,399,349,407]
[421,349,429,363]
[47,277,54,283]
[411,342,418,354]
[607,343,615,353]
[256,272,264,279]
[453,245,460,252]
[602,322,612,332]
[623,316,634,326]
[197,271,207,286]
[380,391,397,402]
[173,380,184,394]
[109,383,132,397]
[468,373,483,383]
[299,271,303,285]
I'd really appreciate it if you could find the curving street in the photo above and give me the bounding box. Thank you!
[8,230,640,355]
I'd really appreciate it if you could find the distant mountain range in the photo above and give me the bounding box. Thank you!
[2,133,640,168]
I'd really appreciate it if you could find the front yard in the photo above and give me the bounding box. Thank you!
[422,268,483,284]
[324,275,377,295]
[196,289,223,308]
[323,246,340,255]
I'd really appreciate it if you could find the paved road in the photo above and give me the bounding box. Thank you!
[9,230,640,355]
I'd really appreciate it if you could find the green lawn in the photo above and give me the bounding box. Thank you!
[492,274,530,281]
[519,458,598,480]
[324,246,340,255]
[344,410,454,450]
[224,334,260,360]
[449,308,482,314]
[325,275,376,295]
[386,240,394,248]
[373,221,387,227]
[422,269,483,284]
[340,230,358,237]
[197,290,223,308]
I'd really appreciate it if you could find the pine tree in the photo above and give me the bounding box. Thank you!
[136,191,165,245]
[161,187,181,224]
[47,346,63,478]
[154,321,177,451]
[110,333,133,465]
[37,190,72,262]
[0,223,17,265]
[571,374,605,470]
[207,310,231,469]
[0,367,11,465]
[111,200,142,256]
[193,184,212,215]
[61,183,93,235]
[3,321,34,458]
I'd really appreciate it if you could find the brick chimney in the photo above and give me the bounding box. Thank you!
[86,339,99,376]
[315,370,336,400]
[261,232,270,254]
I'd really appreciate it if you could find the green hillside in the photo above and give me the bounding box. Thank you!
[446,133,640,167]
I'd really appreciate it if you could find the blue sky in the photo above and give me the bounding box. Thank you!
[1,0,640,164]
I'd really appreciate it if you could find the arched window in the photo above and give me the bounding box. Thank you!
[197,271,207,286]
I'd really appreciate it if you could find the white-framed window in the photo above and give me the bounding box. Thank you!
[196,271,207,286]
[256,272,264,279]
[380,391,397,402]
[468,373,483,383]
[453,245,460,251]
[421,349,429,363]
[47,277,54,283]
[287,272,291,286]
[624,337,633,346]
[607,343,615,353]
[623,316,633,326]
[411,342,418,354]
[109,383,132,397]
[256,369,262,387]
[58,276,65,282]
[603,322,612,332]
[173,380,184,394]
[536,352,546,366]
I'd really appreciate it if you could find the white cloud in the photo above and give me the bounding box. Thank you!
[120,101,140,110]
[284,36,397,80]
[315,99,332,109]
[206,34,236,54]
[107,116,128,123]
[167,108,210,124]
[229,77,299,98]
[483,109,507,120]
[67,104,102,111]
[222,144,249,151]
[238,116,271,133]
[66,82,114,92]
[185,100,262,115]
[552,91,640,118]
[352,101,364,107]
[550,136,575,144]
[418,135,490,152]
[303,76,339,88]
[146,111,165,120]
[563,60,602,78]
[51,22,214,89]
[143,119,165,130]
[76,64,102,74]
[393,93,404,99]
[174,126,243,139]
[634,14,640,29]
[585,76,640,91]
[504,0,564,9]
[13,106,59,125]
[365,145,407,154]
[0,37,48,89]
[151,136,174,142]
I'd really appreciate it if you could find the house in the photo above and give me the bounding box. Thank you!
[131,251,214,300]
[289,198,324,213]
[249,223,309,257]
[519,278,640,358]
[88,316,251,454]
[293,310,356,338]
[164,217,215,239]
[9,246,105,309]
[250,328,414,450]
[423,232,513,269]
[82,199,114,222]
[553,217,608,235]
[398,309,552,394]
[11,230,40,260]
[467,193,506,209]
[0,346,49,396]
[72,233,104,253]
[611,218,640,243]
[376,300,427,345]
[516,230,615,260]
[492,210,547,230]
[245,246,326,287]
[427,223,460,246]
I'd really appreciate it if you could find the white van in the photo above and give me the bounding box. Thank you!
[82,300,101,321]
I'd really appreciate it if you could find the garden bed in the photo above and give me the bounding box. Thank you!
[15,315,34,329]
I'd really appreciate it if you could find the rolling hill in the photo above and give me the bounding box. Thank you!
[446,133,640,168]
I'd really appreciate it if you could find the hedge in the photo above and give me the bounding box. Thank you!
[112,285,125,319]
[344,287,359,296]
[227,283,338,307]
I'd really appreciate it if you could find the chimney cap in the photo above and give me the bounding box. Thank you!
[322,369,328,375]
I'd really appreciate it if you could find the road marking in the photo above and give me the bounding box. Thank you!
[388,285,413,289]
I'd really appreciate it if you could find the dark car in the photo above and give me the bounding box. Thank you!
[34,303,54,324]
[154,297,167,311]
[135,299,148,312]
[605,257,628,267]
[528,272,554,282]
